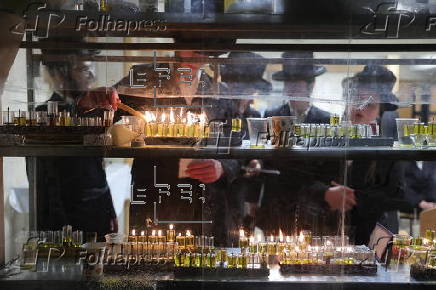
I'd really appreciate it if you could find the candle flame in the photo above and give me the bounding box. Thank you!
[186,230,191,237]
[158,230,162,236]
[169,224,174,230]
[199,113,207,125]
[141,230,145,236]
[299,232,304,243]
[131,229,136,236]
[239,229,245,238]
[187,112,194,125]
[286,236,291,243]
[161,113,167,123]
[269,235,274,242]
[145,111,154,123]
[178,232,182,237]
[279,229,284,242]
[169,110,175,123]
[151,230,156,236]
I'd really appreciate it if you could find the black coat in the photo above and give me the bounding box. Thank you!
[26,93,116,239]
[349,160,412,245]
[403,161,436,207]
[256,103,340,235]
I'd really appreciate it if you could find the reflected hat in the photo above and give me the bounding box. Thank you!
[272,52,326,81]
[220,52,272,93]
[351,65,399,111]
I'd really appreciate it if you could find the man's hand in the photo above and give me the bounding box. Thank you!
[419,200,436,210]
[77,87,120,112]
[186,160,224,184]
[324,181,356,211]
[243,159,262,178]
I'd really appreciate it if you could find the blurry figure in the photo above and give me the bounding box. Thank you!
[113,39,243,246]
[220,52,271,136]
[258,52,342,236]
[220,52,271,235]
[265,52,329,123]
[340,65,412,245]
[404,162,436,210]
[27,43,119,239]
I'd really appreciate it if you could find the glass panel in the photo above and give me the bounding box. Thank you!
[1,0,436,288]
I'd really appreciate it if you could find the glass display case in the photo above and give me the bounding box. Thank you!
[1,0,436,289]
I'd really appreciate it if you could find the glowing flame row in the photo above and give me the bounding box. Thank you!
[143,110,207,125]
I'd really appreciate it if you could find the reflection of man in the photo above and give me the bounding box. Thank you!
[114,43,242,246]
[27,44,119,239]
[265,52,329,123]
[258,52,350,236]
[343,66,412,244]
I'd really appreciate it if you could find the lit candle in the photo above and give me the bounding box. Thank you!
[186,230,194,249]
[198,113,208,138]
[176,233,186,250]
[145,111,152,136]
[167,224,176,242]
[157,113,167,136]
[185,113,194,137]
[249,236,257,254]
[168,110,176,137]
[278,230,285,255]
[239,229,249,250]
[194,122,201,138]
[149,229,157,244]
[258,234,267,254]
[267,235,277,255]
[158,230,166,244]
[140,230,146,255]
[129,229,138,255]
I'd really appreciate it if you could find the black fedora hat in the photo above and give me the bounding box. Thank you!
[220,52,272,93]
[351,65,399,111]
[272,52,326,81]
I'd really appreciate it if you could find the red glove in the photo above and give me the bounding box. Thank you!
[77,87,120,112]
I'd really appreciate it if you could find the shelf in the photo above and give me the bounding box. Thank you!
[31,54,436,65]
[2,145,436,160]
[20,8,436,44]
[20,41,436,52]
[1,266,435,290]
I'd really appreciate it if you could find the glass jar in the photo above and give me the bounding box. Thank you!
[391,234,412,265]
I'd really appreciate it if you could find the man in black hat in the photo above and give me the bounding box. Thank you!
[256,52,348,236]
[220,52,272,236]
[265,52,330,123]
[339,65,412,244]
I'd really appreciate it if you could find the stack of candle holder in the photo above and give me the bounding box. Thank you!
[0,106,112,145]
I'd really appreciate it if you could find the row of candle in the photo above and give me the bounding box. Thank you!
[238,230,375,265]
[142,110,209,138]
[175,250,266,269]
[1,109,114,127]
